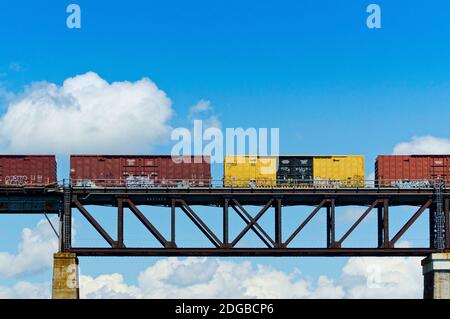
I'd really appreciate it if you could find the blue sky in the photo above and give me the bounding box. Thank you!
[0,0,449,298]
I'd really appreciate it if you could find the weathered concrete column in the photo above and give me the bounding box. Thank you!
[422,253,450,299]
[52,252,80,299]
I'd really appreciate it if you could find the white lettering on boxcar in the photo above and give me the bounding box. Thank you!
[5,175,28,186]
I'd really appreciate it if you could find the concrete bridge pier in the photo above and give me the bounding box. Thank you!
[52,252,80,299]
[423,253,450,299]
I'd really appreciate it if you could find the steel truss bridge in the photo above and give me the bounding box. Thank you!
[1,186,449,257]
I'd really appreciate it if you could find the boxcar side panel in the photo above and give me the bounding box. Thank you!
[313,155,365,187]
[375,155,450,187]
[0,155,57,187]
[70,155,211,187]
[224,156,277,187]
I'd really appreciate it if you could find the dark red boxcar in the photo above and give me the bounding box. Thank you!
[375,155,450,187]
[70,155,211,187]
[0,155,57,187]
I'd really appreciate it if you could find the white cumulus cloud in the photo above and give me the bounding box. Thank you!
[0,281,50,299]
[80,273,141,299]
[0,255,424,299]
[0,218,58,278]
[342,256,422,299]
[78,258,344,299]
[393,136,450,155]
[75,256,422,299]
[0,72,173,153]
[189,99,211,115]
[188,99,221,129]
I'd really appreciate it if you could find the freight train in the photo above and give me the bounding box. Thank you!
[0,154,449,188]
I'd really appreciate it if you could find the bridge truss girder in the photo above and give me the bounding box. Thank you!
[59,188,450,257]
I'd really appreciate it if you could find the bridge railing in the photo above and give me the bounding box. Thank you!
[66,178,450,190]
[1,178,448,190]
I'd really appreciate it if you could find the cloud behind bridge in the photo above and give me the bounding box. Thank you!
[0,72,173,154]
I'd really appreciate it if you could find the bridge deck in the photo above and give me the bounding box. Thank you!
[0,186,448,213]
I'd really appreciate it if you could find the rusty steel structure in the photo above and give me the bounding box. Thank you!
[0,187,450,256]
[1,185,449,257]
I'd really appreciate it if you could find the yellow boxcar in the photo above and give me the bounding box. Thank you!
[313,155,365,187]
[224,155,277,187]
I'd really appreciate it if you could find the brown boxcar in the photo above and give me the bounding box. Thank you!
[0,155,57,187]
[375,155,450,187]
[70,155,211,187]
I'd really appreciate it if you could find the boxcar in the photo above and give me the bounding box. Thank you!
[375,155,450,187]
[313,155,365,187]
[224,155,277,187]
[223,155,365,187]
[0,155,57,187]
[70,155,211,187]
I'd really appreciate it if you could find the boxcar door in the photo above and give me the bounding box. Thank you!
[431,156,445,182]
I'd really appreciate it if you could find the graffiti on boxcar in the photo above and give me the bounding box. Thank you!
[5,175,29,186]
[125,176,154,188]
[392,180,432,189]
[4,175,45,186]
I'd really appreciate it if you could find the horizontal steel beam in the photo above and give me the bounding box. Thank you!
[69,247,439,257]
[0,188,444,212]
[70,187,443,195]
[69,188,439,207]
[0,195,62,214]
